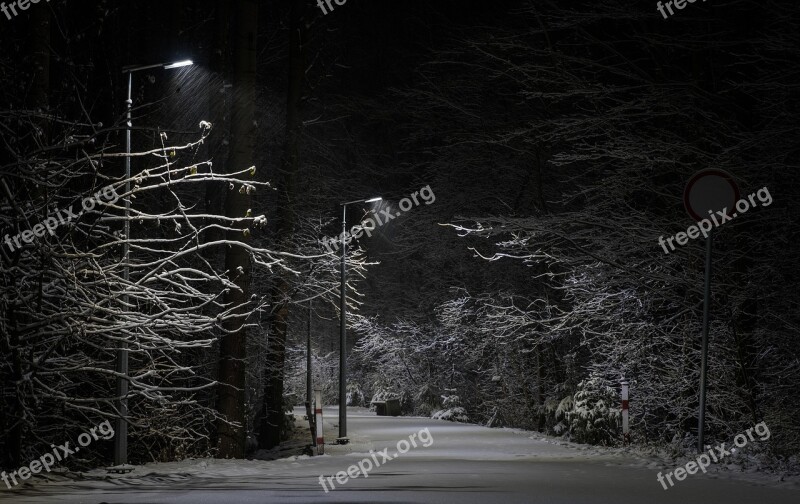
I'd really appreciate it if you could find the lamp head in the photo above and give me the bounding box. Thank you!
[163,60,193,70]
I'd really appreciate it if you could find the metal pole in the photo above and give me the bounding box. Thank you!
[306,300,314,446]
[115,72,132,466]
[307,300,312,413]
[338,204,348,442]
[698,232,713,453]
[621,379,629,444]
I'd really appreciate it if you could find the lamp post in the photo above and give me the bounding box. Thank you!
[307,300,314,446]
[337,196,381,444]
[115,59,193,466]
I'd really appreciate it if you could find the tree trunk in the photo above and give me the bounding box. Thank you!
[205,0,231,250]
[216,0,258,459]
[2,3,52,469]
[260,0,305,449]
[28,4,50,111]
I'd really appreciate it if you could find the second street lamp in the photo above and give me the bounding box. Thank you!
[115,59,194,467]
[337,196,381,444]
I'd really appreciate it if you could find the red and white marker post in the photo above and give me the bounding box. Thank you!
[314,388,324,455]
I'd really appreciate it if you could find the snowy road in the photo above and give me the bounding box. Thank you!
[3,407,798,504]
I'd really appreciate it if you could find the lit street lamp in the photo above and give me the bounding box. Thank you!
[115,59,194,467]
[337,196,381,444]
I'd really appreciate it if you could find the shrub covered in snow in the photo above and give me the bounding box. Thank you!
[370,385,401,404]
[414,384,443,417]
[432,395,470,423]
[347,382,366,407]
[550,375,620,445]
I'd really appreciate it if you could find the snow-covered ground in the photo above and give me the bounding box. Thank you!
[2,407,798,503]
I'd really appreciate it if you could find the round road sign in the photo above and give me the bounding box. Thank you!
[684,169,740,223]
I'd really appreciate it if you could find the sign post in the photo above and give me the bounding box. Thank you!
[683,169,739,453]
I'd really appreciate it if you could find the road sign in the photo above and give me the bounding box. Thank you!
[684,169,740,454]
[684,169,740,222]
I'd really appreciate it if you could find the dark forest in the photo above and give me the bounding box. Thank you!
[0,1,798,502]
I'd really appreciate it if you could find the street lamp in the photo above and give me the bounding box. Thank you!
[115,59,194,467]
[337,196,381,444]
[163,60,194,70]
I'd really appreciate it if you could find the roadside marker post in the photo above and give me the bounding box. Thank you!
[315,388,325,455]
[621,379,630,444]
